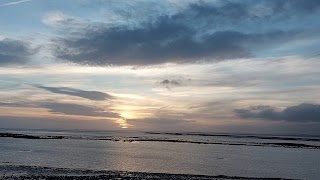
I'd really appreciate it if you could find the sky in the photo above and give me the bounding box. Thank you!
[0,0,320,134]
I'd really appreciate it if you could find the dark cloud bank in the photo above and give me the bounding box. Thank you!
[52,0,320,66]
[35,85,112,101]
[234,103,320,123]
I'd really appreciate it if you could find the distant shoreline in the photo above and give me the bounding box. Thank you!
[1,132,319,150]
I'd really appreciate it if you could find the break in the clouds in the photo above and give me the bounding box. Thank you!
[0,39,36,65]
[234,103,320,123]
[42,11,75,27]
[51,0,320,66]
[35,85,112,101]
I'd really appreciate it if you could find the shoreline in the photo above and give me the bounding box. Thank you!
[0,163,294,180]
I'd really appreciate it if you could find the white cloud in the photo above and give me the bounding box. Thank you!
[42,11,74,27]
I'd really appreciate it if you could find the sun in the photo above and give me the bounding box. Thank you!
[120,112,135,119]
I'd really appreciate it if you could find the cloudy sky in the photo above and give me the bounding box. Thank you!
[1,0,320,134]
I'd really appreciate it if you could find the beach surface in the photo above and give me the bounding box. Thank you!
[0,163,292,180]
[1,129,319,179]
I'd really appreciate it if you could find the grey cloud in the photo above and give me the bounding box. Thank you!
[35,85,112,101]
[0,102,23,107]
[87,0,320,23]
[287,0,320,14]
[0,116,119,130]
[0,99,119,118]
[0,38,37,65]
[53,25,291,66]
[43,102,119,118]
[0,102,35,107]
[234,103,320,123]
[159,79,182,89]
[51,0,313,66]
[206,122,320,135]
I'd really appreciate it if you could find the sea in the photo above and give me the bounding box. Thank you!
[0,129,320,179]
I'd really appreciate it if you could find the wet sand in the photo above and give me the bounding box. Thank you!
[0,163,293,180]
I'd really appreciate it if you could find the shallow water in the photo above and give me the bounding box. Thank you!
[0,130,320,179]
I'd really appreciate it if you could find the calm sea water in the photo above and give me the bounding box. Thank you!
[0,130,320,179]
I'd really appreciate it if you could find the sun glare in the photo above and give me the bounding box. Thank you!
[120,112,135,119]
[116,117,131,129]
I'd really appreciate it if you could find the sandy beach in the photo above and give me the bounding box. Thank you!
[0,163,293,180]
